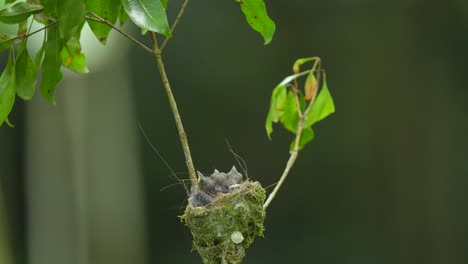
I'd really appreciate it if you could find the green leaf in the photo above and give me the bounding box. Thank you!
[161,0,168,9]
[119,6,128,26]
[122,0,171,37]
[61,35,88,73]
[35,38,46,68]
[237,0,275,44]
[265,84,286,139]
[289,127,314,150]
[280,91,301,133]
[58,0,85,40]
[304,74,335,127]
[0,33,14,53]
[0,2,44,24]
[15,41,37,100]
[0,50,16,127]
[266,70,316,138]
[85,0,121,44]
[39,26,63,105]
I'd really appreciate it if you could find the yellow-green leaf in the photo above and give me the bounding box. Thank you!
[161,0,168,9]
[0,50,16,126]
[304,73,335,127]
[280,91,302,133]
[289,127,314,150]
[265,84,286,139]
[237,0,275,44]
[60,35,88,73]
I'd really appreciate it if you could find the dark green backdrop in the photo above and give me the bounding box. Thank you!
[1,0,468,263]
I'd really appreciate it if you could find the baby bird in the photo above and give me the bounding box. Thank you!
[188,166,244,206]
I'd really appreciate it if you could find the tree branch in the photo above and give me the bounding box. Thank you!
[160,0,191,53]
[149,32,198,187]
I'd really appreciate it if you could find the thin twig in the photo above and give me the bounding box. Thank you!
[85,14,154,55]
[149,32,198,188]
[0,20,59,45]
[160,0,191,53]
[263,120,303,209]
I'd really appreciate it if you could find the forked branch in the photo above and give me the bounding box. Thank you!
[264,65,323,210]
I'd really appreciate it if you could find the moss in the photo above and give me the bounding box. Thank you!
[181,181,266,264]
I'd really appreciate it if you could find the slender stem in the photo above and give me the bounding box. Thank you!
[149,32,198,187]
[0,20,59,45]
[264,120,303,209]
[160,0,191,53]
[84,15,154,55]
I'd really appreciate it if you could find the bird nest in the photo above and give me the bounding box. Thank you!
[181,167,266,264]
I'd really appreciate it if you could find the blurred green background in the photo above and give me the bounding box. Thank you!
[1,0,468,263]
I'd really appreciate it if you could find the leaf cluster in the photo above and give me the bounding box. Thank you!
[0,0,276,127]
[265,57,335,150]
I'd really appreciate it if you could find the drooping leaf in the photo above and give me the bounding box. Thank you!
[0,33,14,53]
[280,91,302,133]
[237,0,275,44]
[289,127,314,150]
[0,50,16,126]
[0,2,44,24]
[39,26,63,105]
[266,72,311,139]
[122,0,171,37]
[304,74,335,127]
[119,6,128,26]
[35,37,46,67]
[58,0,85,40]
[85,0,121,44]
[15,41,37,100]
[61,35,88,73]
[265,84,286,139]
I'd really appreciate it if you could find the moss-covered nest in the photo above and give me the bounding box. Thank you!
[181,180,266,264]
